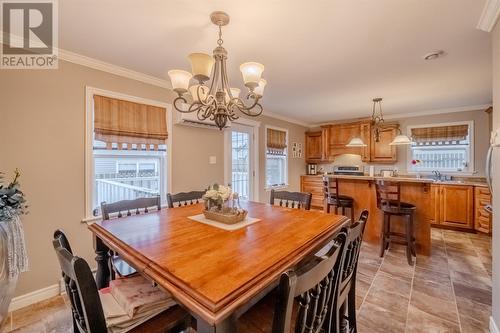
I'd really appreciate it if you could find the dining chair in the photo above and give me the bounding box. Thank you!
[52,229,190,333]
[269,189,312,210]
[100,195,161,277]
[166,191,205,208]
[323,177,355,223]
[336,210,369,333]
[238,230,347,333]
[375,180,417,265]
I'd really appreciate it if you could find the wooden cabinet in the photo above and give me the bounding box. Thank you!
[325,121,371,161]
[474,186,492,234]
[431,184,474,230]
[300,175,324,208]
[305,120,397,163]
[305,131,324,161]
[370,124,397,163]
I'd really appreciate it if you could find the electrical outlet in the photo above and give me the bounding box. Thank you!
[209,156,217,164]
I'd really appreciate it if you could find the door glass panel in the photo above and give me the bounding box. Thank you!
[231,131,250,200]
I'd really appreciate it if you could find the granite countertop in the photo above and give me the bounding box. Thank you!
[302,174,489,187]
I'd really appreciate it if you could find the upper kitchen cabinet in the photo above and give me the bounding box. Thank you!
[370,123,398,163]
[305,120,397,163]
[326,121,371,161]
[305,130,326,162]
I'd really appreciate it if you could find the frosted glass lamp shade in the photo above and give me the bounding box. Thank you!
[346,137,367,147]
[240,62,264,89]
[225,88,241,102]
[390,134,412,145]
[189,84,209,102]
[253,79,267,97]
[168,70,192,94]
[188,53,214,82]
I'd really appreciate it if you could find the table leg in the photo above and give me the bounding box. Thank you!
[94,235,111,289]
[196,316,237,333]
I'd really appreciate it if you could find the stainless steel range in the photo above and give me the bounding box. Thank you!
[333,165,364,176]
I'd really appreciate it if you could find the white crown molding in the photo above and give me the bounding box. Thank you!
[263,110,313,128]
[382,104,492,120]
[310,104,492,127]
[477,0,500,32]
[1,31,171,88]
[59,49,171,88]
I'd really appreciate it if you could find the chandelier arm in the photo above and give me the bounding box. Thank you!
[220,57,233,98]
[230,95,263,117]
[196,85,216,107]
[173,96,192,113]
[208,57,220,96]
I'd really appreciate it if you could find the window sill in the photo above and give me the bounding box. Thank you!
[265,184,289,191]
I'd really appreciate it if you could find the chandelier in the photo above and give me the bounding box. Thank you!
[371,97,384,142]
[167,11,266,130]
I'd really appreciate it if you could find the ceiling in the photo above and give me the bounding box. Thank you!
[59,0,492,124]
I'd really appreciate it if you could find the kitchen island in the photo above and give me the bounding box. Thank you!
[301,174,489,256]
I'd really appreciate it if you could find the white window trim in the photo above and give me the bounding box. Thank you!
[406,120,475,175]
[83,86,173,222]
[223,117,260,202]
[264,125,289,190]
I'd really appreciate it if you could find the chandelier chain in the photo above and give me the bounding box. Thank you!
[217,25,223,46]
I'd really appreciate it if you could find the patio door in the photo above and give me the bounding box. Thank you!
[225,124,255,201]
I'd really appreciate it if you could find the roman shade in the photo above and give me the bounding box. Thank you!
[267,128,287,155]
[93,95,167,149]
[411,124,469,143]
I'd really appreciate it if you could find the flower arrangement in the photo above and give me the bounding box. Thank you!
[203,183,232,209]
[411,159,422,166]
[0,169,28,221]
[202,183,247,224]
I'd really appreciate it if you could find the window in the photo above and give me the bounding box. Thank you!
[266,127,288,188]
[408,122,473,174]
[85,89,170,219]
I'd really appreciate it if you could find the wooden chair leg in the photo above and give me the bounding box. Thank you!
[385,214,391,250]
[405,215,413,265]
[334,205,339,215]
[410,213,416,257]
[342,206,346,216]
[380,214,387,257]
[347,279,357,333]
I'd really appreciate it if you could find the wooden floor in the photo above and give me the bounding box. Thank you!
[1,229,491,333]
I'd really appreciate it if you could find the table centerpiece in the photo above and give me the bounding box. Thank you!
[203,184,247,224]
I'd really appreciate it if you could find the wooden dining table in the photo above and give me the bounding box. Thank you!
[88,201,348,332]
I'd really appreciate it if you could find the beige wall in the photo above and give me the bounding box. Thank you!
[256,115,307,203]
[0,60,306,296]
[492,20,500,330]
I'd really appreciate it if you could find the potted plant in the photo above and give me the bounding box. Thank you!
[0,169,29,325]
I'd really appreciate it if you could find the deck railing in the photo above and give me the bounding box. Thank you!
[95,178,159,208]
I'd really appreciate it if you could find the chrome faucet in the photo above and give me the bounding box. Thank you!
[432,170,442,181]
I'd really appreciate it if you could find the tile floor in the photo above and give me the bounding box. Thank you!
[1,228,492,333]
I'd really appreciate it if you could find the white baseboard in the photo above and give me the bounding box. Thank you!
[491,316,499,333]
[8,284,61,312]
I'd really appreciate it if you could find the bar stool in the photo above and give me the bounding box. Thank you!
[322,176,355,223]
[375,180,417,265]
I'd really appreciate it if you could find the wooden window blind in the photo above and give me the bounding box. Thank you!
[93,95,167,149]
[411,124,469,143]
[267,128,287,155]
